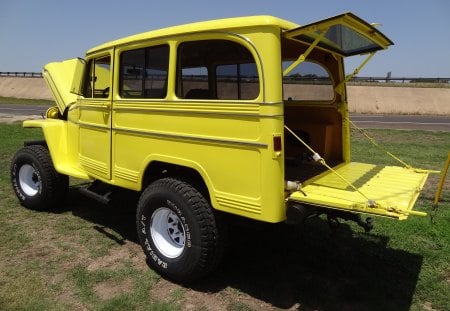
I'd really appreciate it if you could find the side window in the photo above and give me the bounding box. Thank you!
[216,63,259,100]
[282,60,334,101]
[177,40,259,100]
[82,56,111,98]
[120,45,169,98]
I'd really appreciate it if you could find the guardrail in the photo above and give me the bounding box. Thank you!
[0,72,449,84]
[351,77,450,84]
[0,72,43,78]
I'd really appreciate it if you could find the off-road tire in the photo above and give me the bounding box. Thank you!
[11,145,69,210]
[136,177,224,283]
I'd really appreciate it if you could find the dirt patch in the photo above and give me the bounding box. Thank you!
[149,279,286,311]
[422,302,438,311]
[94,278,135,300]
[87,240,147,272]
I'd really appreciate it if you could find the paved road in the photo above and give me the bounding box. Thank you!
[350,114,450,131]
[1,104,449,131]
[0,104,49,116]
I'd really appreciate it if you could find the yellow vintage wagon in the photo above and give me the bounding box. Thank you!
[11,13,428,282]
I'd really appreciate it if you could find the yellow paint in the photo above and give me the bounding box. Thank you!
[289,162,429,220]
[25,13,428,223]
[434,152,450,207]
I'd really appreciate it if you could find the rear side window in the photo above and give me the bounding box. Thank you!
[177,40,259,100]
[120,45,169,98]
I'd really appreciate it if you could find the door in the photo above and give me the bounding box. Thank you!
[78,54,113,180]
[283,13,429,220]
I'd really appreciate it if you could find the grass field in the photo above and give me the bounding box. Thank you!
[0,96,54,106]
[0,123,449,310]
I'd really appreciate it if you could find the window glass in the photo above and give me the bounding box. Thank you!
[120,45,169,98]
[216,63,259,100]
[282,60,334,101]
[83,55,111,98]
[177,40,259,100]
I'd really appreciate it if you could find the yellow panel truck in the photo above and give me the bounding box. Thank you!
[10,13,429,282]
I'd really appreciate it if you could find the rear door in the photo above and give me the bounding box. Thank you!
[285,13,428,220]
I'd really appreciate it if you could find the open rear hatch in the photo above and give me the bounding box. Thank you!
[284,12,393,57]
[284,14,427,220]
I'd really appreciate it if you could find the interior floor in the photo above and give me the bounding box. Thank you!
[285,157,342,183]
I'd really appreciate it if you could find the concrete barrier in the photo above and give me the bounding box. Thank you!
[347,85,450,115]
[0,77,449,115]
[0,77,53,100]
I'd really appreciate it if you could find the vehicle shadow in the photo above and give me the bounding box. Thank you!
[62,188,423,311]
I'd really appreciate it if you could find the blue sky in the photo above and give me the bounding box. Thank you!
[0,0,449,77]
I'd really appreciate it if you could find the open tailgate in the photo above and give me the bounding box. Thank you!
[288,162,429,220]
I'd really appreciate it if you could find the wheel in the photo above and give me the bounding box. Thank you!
[11,145,69,210]
[136,177,224,283]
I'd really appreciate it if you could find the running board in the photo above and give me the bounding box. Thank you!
[79,181,113,205]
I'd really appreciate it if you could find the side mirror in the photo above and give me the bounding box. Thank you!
[70,58,86,95]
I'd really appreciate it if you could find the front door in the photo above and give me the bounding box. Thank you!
[78,54,113,180]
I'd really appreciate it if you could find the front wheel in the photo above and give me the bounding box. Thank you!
[11,145,68,210]
[136,178,224,283]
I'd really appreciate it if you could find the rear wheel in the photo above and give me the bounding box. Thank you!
[11,145,68,210]
[136,177,224,283]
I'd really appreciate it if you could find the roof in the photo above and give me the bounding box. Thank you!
[87,15,299,55]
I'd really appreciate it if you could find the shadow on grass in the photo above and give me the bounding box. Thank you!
[61,188,423,311]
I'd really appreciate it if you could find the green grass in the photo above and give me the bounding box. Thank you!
[0,123,449,310]
[0,96,54,105]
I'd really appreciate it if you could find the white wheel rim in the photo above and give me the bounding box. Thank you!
[150,207,186,258]
[18,164,40,196]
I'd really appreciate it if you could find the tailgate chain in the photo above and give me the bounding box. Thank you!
[284,125,376,207]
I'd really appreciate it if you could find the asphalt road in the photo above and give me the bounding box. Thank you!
[350,114,450,131]
[0,104,49,117]
[1,104,449,131]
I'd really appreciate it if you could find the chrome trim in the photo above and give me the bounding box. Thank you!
[114,127,268,149]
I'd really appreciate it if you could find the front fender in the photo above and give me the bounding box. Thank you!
[23,119,90,179]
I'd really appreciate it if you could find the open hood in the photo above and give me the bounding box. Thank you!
[42,58,85,114]
[284,12,393,57]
